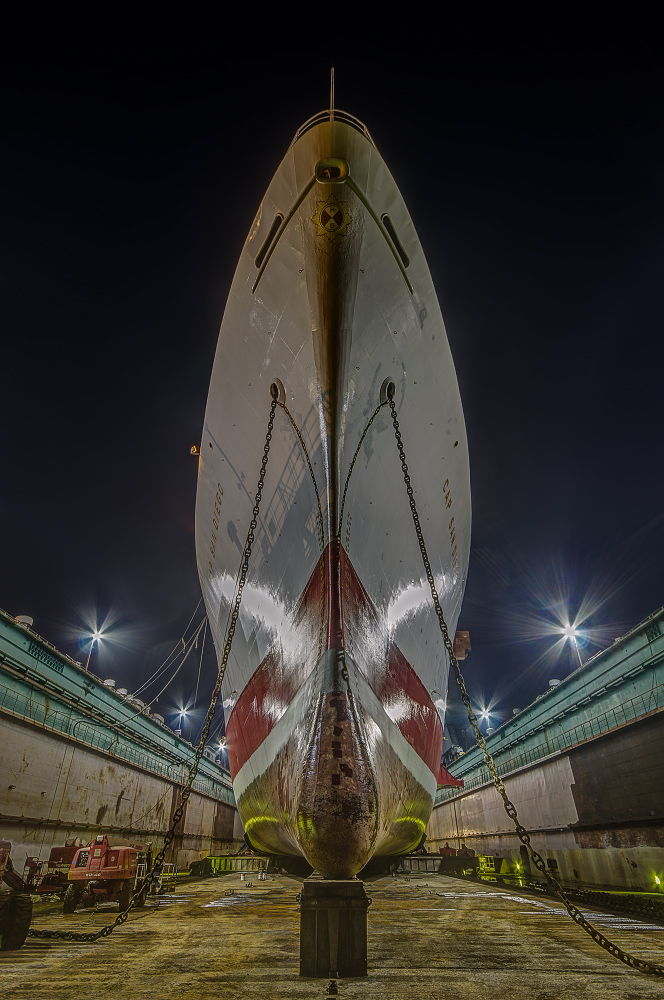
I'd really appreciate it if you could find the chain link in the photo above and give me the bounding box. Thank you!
[28,396,278,944]
[388,395,664,978]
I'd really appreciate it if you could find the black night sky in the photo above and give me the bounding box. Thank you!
[2,35,663,742]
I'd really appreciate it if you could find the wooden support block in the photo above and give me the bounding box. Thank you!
[299,876,371,978]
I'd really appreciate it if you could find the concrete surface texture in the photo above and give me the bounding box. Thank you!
[0,713,243,873]
[1,874,664,999]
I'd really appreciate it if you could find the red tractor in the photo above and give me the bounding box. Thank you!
[63,835,150,913]
[0,841,33,951]
[22,840,85,898]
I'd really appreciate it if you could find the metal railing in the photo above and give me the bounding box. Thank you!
[436,681,664,804]
[0,681,235,806]
[290,109,375,149]
[210,856,266,873]
[398,856,444,874]
[136,861,178,893]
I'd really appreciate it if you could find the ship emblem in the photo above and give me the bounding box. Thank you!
[312,194,351,241]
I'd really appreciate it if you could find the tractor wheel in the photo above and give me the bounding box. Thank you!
[0,888,11,946]
[1,894,33,951]
[117,878,134,912]
[62,881,84,914]
[134,883,147,908]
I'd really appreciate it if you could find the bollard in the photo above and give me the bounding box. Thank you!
[299,876,371,978]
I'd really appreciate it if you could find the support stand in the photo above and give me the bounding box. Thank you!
[299,876,371,978]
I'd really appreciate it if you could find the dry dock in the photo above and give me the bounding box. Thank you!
[2,874,664,999]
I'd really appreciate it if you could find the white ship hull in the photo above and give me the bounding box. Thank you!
[195,111,470,878]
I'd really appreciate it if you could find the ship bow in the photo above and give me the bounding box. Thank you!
[296,649,379,878]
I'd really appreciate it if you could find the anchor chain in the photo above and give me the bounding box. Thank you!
[28,394,278,943]
[387,392,664,978]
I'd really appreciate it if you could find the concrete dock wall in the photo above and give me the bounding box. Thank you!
[427,711,664,891]
[0,609,243,872]
[0,713,244,872]
[428,607,664,892]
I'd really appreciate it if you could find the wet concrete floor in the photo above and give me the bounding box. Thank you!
[2,873,664,999]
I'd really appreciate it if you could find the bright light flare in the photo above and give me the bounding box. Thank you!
[477,705,496,727]
[470,546,625,689]
[557,621,586,667]
[169,698,199,726]
[61,602,135,668]
[479,549,619,638]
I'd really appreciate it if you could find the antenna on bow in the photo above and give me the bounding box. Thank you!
[330,67,335,121]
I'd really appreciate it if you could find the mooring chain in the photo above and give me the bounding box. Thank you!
[28,395,278,943]
[275,400,326,658]
[387,394,664,978]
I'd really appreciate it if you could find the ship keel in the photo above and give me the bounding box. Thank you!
[295,649,379,878]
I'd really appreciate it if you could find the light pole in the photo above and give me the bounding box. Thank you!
[84,631,103,672]
[562,623,584,668]
[174,708,188,737]
[478,708,492,733]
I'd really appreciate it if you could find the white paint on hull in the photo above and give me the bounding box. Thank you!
[196,113,471,859]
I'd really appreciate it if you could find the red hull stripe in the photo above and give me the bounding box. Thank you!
[226,544,443,779]
[338,544,443,776]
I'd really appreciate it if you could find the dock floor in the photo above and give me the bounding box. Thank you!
[2,874,664,999]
